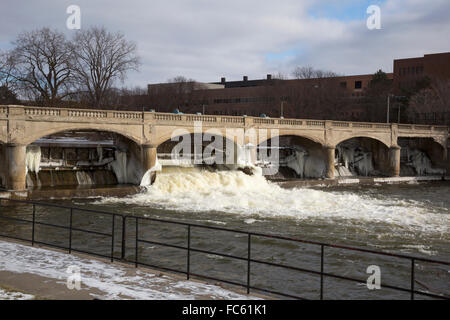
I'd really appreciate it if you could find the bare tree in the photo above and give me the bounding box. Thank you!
[9,28,73,105]
[147,76,201,113]
[0,50,17,89]
[71,26,140,108]
[409,79,450,124]
[292,66,338,79]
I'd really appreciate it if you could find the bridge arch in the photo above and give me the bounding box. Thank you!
[152,126,234,148]
[156,129,243,166]
[333,135,391,149]
[398,137,447,175]
[335,136,391,177]
[257,132,326,147]
[257,134,328,179]
[22,124,144,146]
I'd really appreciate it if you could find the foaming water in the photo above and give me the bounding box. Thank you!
[97,167,450,235]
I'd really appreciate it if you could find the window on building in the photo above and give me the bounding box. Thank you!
[340,82,347,88]
[354,81,362,89]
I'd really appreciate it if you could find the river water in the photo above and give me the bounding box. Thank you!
[1,167,449,299]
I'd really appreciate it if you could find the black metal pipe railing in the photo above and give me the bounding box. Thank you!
[0,198,448,300]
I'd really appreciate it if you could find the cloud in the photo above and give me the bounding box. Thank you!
[0,0,449,87]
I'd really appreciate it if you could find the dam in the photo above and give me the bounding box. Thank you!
[0,105,449,192]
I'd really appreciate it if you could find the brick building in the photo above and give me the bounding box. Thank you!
[145,52,449,121]
[393,52,450,93]
[148,73,393,119]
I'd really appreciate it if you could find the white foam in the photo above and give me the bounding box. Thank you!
[97,167,450,235]
[140,157,163,187]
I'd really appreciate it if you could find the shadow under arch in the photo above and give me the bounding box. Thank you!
[157,131,243,166]
[258,132,325,148]
[398,137,447,175]
[257,134,328,179]
[335,136,390,176]
[26,128,145,187]
[22,125,143,146]
[334,135,391,149]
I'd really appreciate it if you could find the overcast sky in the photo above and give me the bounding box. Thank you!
[1,0,449,87]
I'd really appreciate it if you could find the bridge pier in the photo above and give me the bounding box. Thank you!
[388,146,401,177]
[6,144,27,190]
[325,146,335,179]
[142,144,158,184]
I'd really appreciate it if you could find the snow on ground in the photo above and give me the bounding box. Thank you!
[0,240,258,300]
[0,288,34,300]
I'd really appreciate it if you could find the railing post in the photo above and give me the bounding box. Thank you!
[187,225,191,280]
[111,214,115,262]
[69,208,73,253]
[135,217,139,268]
[31,204,35,246]
[320,245,324,300]
[411,259,415,300]
[247,233,251,294]
[121,216,126,260]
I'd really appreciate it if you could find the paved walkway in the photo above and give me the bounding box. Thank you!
[0,239,262,300]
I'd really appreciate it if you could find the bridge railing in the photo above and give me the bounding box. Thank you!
[1,105,449,133]
[0,198,449,300]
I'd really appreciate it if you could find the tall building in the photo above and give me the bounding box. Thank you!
[147,73,393,119]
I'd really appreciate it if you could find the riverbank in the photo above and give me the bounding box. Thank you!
[0,239,263,300]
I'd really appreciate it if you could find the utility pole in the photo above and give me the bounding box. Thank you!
[386,94,391,123]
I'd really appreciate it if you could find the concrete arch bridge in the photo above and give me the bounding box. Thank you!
[0,105,449,190]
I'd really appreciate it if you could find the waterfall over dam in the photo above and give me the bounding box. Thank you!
[20,136,448,190]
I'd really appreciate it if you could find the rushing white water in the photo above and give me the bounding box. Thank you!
[237,144,256,167]
[76,171,94,185]
[25,145,41,174]
[98,167,450,234]
[140,156,163,187]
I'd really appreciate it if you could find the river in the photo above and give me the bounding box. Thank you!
[1,167,449,299]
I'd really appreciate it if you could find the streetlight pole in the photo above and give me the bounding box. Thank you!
[386,94,391,123]
[280,101,284,118]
